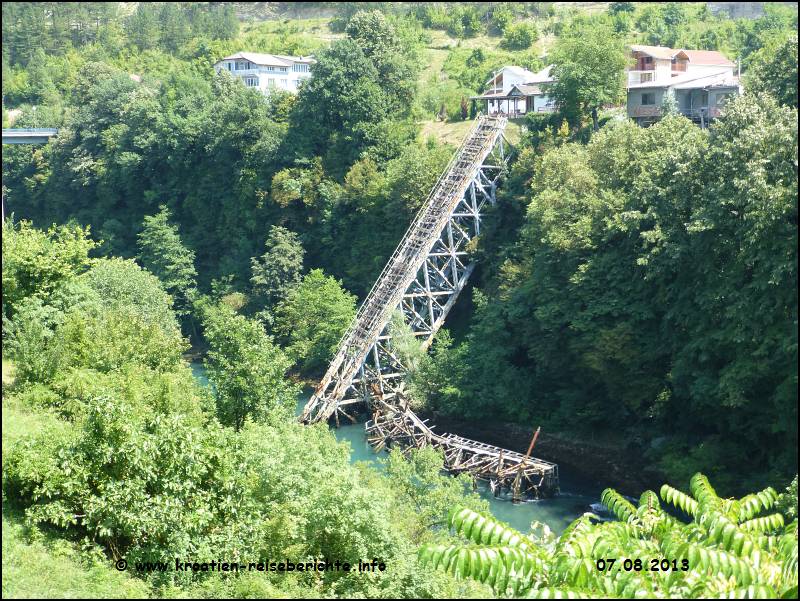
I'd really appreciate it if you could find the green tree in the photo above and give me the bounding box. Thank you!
[746,34,798,108]
[549,23,627,130]
[660,88,679,116]
[158,2,190,52]
[490,6,514,34]
[82,258,180,335]
[387,310,425,376]
[137,206,197,319]
[56,302,186,376]
[291,39,389,169]
[211,3,239,40]
[408,329,468,415]
[778,476,798,521]
[609,2,635,14]
[273,269,356,375]
[201,301,298,430]
[249,225,305,309]
[384,446,488,534]
[345,10,416,113]
[2,220,96,320]
[125,3,159,51]
[501,22,538,50]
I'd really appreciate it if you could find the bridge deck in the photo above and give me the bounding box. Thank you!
[301,115,509,425]
[2,128,58,144]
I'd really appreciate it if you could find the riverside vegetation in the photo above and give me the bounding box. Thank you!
[2,2,798,599]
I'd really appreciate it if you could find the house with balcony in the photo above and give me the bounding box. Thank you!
[214,52,315,94]
[472,65,556,117]
[626,45,741,126]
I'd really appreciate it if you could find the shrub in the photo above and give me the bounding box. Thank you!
[501,22,538,50]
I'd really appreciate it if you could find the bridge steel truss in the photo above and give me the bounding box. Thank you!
[301,116,511,425]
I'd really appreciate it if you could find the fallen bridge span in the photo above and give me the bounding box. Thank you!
[366,400,559,499]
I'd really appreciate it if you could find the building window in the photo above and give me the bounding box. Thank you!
[281,79,287,87]
[268,78,276,87]
[641,92,655,105]
[293,63,309,73]
[636,55,654,71]
[244,77,258,87]
[227,62,233,71]
[278,67,287,72]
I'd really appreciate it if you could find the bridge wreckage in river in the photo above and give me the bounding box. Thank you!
[300,115,559,500]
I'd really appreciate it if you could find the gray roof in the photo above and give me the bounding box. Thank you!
[217,52,315,67]
[628,70,740,90]
[514,83,547,96]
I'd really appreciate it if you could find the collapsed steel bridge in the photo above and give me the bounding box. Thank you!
[300,115,558,499]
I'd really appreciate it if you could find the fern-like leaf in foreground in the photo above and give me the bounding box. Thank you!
[420,473,798,599]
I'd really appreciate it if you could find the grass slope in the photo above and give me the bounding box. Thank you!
[2,513,150,599]
[2,360,149,598]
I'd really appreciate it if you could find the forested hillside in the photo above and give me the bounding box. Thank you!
[2,2,798,599]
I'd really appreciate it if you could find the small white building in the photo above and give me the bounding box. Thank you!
[473,65,556,116]
[214,52,315,94]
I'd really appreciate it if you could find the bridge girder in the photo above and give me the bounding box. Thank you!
[301,117,511,425]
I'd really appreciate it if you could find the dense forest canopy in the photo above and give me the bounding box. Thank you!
[2,2,797,599]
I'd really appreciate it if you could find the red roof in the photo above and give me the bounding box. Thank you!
[681,50,736,66]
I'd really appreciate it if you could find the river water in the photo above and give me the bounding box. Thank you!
[191,362,601,534]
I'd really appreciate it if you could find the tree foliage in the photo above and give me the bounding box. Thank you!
[249,225,305,309]
[501,22,539,50]
[200,300,298,429]
[137,205,198,318]
[345,10,417,113]
[746,34,798,108]
[549,22,627,129]
[273,269,357,376]
[2,220,97,320]
[421,473,799,598]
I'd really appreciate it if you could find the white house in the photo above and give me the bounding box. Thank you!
[214,52,315,94]
[473,65,556,116]
[626,45,741,126]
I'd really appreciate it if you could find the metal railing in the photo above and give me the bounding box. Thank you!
[2,128,59,135]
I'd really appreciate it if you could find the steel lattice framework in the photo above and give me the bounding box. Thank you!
[301,116,511,425]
